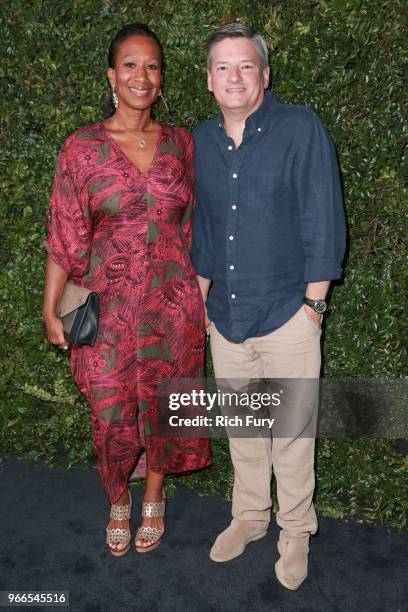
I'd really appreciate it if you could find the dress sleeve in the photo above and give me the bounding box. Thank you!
[45,144,93,277]
[180,132,195,251]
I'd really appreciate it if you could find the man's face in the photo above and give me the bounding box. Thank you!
[207,37,269,116]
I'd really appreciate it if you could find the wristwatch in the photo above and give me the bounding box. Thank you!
[303,297,327,315]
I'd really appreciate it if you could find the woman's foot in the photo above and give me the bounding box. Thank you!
[106,488,132,557]
[135,489,166,553]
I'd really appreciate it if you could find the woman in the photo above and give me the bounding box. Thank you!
[43,23,211,556]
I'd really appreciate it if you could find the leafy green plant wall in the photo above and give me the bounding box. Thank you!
[0,0,407,528]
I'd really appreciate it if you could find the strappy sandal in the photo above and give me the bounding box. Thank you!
[106,490,132,557]
[135,490,166,554]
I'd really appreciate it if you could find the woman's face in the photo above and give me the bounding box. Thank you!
[108,35,162,112]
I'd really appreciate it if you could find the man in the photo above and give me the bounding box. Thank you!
[191,24,346,590]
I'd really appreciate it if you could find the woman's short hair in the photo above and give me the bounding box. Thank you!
[108,22,164,71]
[207,23,269,71]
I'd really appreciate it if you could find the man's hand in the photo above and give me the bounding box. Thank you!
[303,304,322,328]
[197,275,212,334]
[304,280,330,328]
[204,305,212,334]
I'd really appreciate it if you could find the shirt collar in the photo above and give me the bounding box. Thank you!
[217,90,277,142]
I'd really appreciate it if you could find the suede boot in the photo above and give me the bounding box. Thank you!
[210,518,269,562]
[275,534,310,590]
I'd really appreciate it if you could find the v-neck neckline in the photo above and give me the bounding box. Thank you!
[100,121,163,177]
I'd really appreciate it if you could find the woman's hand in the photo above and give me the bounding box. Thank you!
[43,255,70,349]
[44,313,69,350]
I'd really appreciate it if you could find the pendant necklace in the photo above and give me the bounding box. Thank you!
[138,120,152,149]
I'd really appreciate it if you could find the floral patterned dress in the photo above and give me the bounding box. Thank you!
[46,123,211,503]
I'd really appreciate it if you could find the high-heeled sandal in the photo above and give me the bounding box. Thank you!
[106,490,132,557]
[135,490,166,554]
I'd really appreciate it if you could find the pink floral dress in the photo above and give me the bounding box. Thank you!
[46,123,211,503]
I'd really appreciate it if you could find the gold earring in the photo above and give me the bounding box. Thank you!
[159,90,170,112]
[112,87,119,109]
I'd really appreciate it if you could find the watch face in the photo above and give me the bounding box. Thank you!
[315,300,327,314]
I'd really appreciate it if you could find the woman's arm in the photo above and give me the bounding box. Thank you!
[42,255,69,349]
[44,137,93,349]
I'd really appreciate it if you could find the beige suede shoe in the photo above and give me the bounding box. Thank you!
[210,518,269,562]
[275,534,310,590]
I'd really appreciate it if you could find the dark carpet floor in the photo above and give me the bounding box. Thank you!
[0,457,406,612]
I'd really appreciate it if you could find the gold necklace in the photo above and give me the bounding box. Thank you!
[114,120,152,149]
[138,120,152,149]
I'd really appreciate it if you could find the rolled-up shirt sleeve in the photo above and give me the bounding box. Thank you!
[295,112,346,282]
[45,145,92,277]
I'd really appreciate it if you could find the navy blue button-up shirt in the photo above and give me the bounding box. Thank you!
[191,91,346,342]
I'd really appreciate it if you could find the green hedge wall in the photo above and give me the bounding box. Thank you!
[0,0,407,529]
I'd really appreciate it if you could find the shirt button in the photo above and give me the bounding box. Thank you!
[228,145,233,151]
[229,264,235,270]
[232,173,238,179]
[229,235,234,241]
[231,294,236,299]
[257,127,262,132]
[232,205,237,210]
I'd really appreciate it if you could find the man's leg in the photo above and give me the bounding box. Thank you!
[209,323,272,561]
[255,306,321,589]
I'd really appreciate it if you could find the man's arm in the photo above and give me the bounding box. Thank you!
[197,275,212,332]
[296,112,346,320]
[191,130,216,334]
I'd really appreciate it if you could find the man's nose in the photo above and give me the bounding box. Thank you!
[228,66,241,82]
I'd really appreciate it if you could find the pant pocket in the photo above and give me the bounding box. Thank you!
[300,305,322,332]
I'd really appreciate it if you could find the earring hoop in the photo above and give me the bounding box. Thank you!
[159,90,170,113]
[112,87,119,109]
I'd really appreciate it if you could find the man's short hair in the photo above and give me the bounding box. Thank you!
[207,23,269,70]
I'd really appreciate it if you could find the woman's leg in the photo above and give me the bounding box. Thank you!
[135,468,166,550]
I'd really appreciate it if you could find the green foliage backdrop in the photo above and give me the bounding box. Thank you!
[0,0,407,528]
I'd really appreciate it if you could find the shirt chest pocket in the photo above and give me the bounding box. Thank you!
[247,166,288,215]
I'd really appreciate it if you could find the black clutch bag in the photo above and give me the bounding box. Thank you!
[57,281,99,346]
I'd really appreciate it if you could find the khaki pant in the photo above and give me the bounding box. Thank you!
[210,306,321,539]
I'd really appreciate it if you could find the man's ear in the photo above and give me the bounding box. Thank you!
[107,67,115,90]
[263,66,270,89]
[207,70,213,93]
